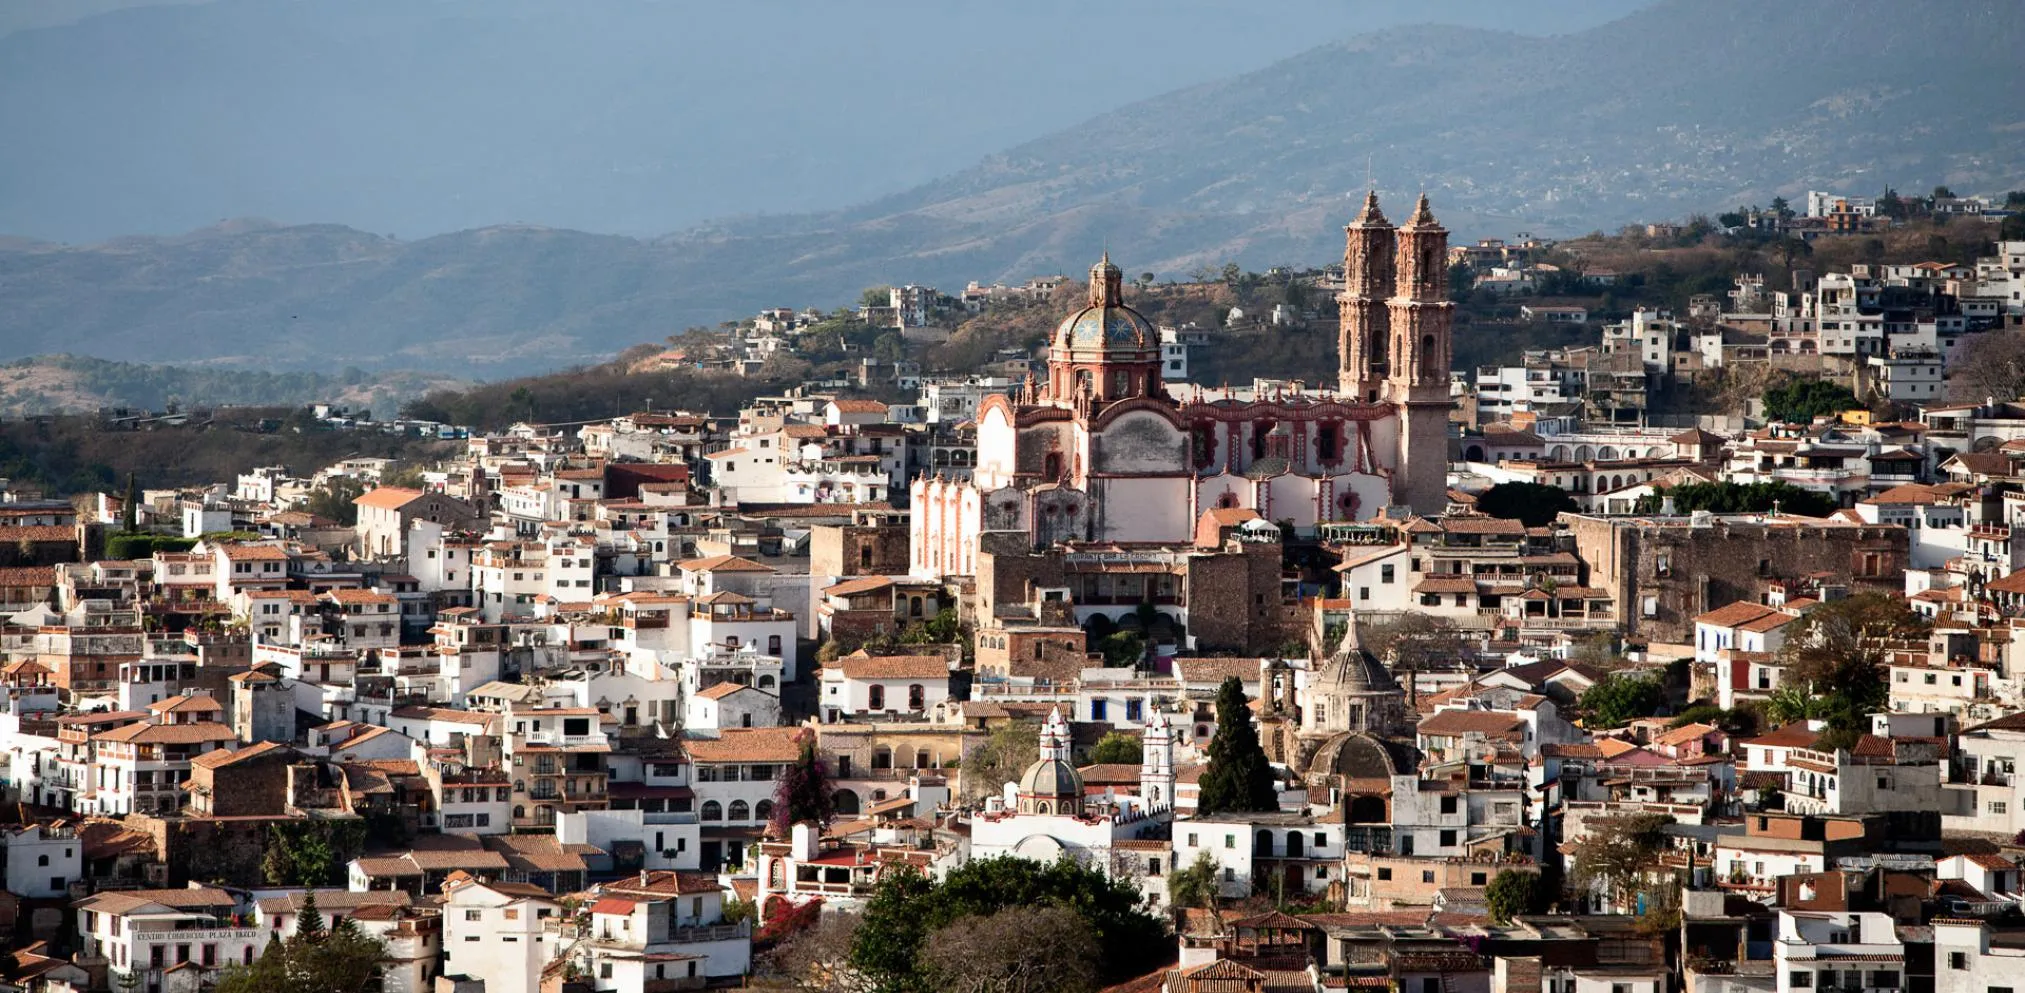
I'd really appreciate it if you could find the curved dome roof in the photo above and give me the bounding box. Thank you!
[1311,731,1415,779]
[1017,756,1083,797]
[1318,622,1400,696]
[1056,254,1156,353]
[1057,304,1156,350]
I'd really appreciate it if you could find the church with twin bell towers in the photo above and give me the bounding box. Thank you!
[910,192,1454,579]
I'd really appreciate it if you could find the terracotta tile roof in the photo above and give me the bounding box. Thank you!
[603,869,723,897]
[696,682,759,701]
[76,887,237,913]
[826,654,950,681]
[191,741,293,769]
[1174,657,1260,685]
[353,486,425,511]
[147,693,224,715]
[829,399,889,413]
[1418,709,1526,738]
[93,721,238,745]
[684,727,803,764]
[326,588,397,606]
[216,543,290,561]
[822,576,895,597]
[1415,576,1479,594]
[0,525,72,543]
[0,566,56,586]
[483,835,589,873]
[677,555,775,574]
[1695,601,1785,628]
[1742,723,1824,748]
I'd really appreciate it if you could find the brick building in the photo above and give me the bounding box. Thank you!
[1563,512,1909,643]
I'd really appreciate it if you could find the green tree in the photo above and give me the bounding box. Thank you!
[1196,677,1278,815]
[1485,869,1546,923]
[850,857,1164,992]
[1771,592,1919,734]
[1098,631,1145,668]
[1762,377,1860,423]
[1475,482,1580,527]
[263,821,367,887]
[304,477,368,527]
[772,737,836,835]
[1634,480,1837,518]
[960,721,1039,799]
[1578,673,1665,729]
[297,890,327,941]
[860,286,893,310]
[1565,813,1673,906]
[1086,732,1142,766]
[214,910,385,993]
[121,471,139,532]
[1769,196,1793,219]
[1167,850,1221,910]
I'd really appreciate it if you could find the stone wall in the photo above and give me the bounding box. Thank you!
[1565,513,1909,643]
[809,523,909,579]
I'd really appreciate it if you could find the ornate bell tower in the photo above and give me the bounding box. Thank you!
[1337,191,1395,403]
[1386,194,1454,515]
[1139,712,1175,808]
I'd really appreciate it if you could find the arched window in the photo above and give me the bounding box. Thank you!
[872,746,892,769]
[908,684,925,710]
[729,800,750,821]
[1317,423,1341,462]
[868,685,886,710]
[1044,452,1063,480]
[1286,831,1304,857]
[909,596,924,618]
[755,799,774,823]
[701,801,722,821]
[1215,492,1239,510]
[1114,372,1129,395]
[1036,801,1051,815]
[833,790,860,815]
[1257,830,1275,856]
[759,675,775,689]
[513,805,525,820]
[36,854,48,867]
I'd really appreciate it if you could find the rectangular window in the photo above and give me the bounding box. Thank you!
[1422,870,1435,883]
[1377,868,1392,881]
[1790,972,1812,988]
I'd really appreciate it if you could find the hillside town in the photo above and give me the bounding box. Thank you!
[6,197,2025,993]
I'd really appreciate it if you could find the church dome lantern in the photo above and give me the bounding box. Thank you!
[1014,706,1085,816]
[1047,253,1163,406]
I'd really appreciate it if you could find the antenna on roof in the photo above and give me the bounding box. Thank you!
[1366,152,1373,193]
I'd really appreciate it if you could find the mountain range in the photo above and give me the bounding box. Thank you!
[2,0,2021,375]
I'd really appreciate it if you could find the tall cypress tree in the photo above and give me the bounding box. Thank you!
[120,472,139,533]
[1196,676,1280,814]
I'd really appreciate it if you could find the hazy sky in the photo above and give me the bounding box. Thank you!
[1,0,1656,239]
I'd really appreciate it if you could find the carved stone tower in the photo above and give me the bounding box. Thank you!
[1387,194,1454,515]
[1337,191,1395,402]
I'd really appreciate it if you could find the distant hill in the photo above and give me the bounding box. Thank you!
[0,353,464,415]
[1,0,2019,373]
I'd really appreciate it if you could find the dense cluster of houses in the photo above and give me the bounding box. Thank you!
[8,228,2025,993]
